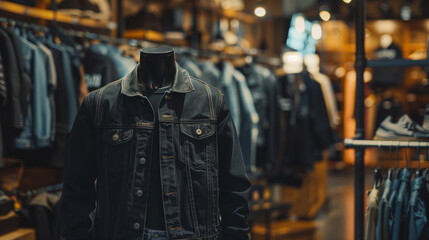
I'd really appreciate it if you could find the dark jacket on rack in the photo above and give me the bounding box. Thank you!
[276,72,332,172]
[60,64,251,240]
[0,28,27,131]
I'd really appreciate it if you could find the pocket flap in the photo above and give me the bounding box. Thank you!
[102,129,134,145]
[180,123,215,140]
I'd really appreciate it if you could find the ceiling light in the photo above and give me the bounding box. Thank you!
[295,15,306,33]
[254,6,266,17]
[343,0,352,3]
[320,11,331,21]
[319,5,331,21]
[311,22,322,40]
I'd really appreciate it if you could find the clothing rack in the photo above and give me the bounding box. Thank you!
[344,139,429,149]
[351,1,429,239]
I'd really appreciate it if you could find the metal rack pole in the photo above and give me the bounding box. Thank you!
[354,0,366,239]
[345,139,429,148]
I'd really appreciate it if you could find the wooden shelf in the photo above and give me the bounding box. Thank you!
[0,229,35,240]
[0,1,115,32]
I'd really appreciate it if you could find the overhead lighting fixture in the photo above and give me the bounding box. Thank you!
[254,0,266,18]
[311,22,322,40]
[295,15,306,33]
[319,5,331,21]
[343,0,352,3]
[254,6,266,17]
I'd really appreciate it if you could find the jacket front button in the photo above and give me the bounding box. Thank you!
[196,128,202,135]
[133,222,140,230]
[112,134,119,141]
[136,190,143,197]
[139,157,146,165]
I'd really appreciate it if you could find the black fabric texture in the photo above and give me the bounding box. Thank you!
[83,50,118,92]
[140,85,169,231]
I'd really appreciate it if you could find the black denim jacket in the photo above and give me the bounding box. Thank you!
[60,63,251,240]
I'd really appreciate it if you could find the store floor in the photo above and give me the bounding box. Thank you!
[313,167,373,240]
[252,167,374,240]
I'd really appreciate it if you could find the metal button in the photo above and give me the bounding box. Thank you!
[133,222,140,230]
[139,157,146,165]
[112,134,119,141]
[136,190,143,197]
[153,233,159,238]
[196,128,202,136]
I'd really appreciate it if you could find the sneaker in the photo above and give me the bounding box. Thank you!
[374,115,429,140]
[57,0,83,17]
[81,0,111,21]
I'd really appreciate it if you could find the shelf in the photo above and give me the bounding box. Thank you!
[0,1,116,32]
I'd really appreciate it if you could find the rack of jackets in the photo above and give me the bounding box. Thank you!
[366,162,429,240]
[275,71,333,174]
[0,19,137,167]
[344,139,429,240]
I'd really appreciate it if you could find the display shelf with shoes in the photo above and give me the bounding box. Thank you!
[0,1,116,34]
[374,115,429,140]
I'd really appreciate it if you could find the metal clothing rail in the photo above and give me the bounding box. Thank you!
[344,139,429,148]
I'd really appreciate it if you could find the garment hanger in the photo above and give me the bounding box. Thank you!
[373,143,383,189]
[387,143,395,180]
[415,142,422,177]
[424,142,429,178]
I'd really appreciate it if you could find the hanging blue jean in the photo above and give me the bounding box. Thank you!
[14,35,51,148]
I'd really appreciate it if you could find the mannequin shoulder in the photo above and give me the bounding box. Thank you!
[190,76,224,96]
[85,79,123,104]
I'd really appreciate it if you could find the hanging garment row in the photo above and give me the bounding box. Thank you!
[0,21,135,167]
[365,149,429,240]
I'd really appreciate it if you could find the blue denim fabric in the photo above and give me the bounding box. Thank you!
[14,35,51,148]
[407,175,429,240]
[233,70,258,172]
[143,228,169,240]
[46,43,78,132]
[89,43,135,78]
[199,61,221,90]
[391,169,411,240]
[221,62,241,135]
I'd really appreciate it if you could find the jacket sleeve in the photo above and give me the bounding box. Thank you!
[217,93,251,240]
[60,96,96,240]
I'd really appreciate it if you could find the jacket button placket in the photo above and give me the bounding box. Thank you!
[132,131,150,234]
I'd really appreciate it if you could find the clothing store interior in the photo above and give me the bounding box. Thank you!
[0,0,429,239]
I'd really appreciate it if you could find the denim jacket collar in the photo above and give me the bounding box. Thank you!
[121,62,194,97]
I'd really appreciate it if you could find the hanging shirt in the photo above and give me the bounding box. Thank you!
[407,175,429,240]
[376,176,393,240]
[365,187,382,240]
[391,169,412,240]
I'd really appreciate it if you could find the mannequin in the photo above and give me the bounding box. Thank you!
[138,46,176,89]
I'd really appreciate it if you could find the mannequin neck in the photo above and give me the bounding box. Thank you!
[139,47,176,89]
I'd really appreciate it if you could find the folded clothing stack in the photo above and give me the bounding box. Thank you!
[0,193,19,236]
[374,114,429,140]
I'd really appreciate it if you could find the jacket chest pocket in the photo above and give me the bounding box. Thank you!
[180,123,216,170]
[102,129,134,173]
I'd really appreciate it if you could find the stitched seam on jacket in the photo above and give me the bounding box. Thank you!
[96,87,106,127]
[205,84,215,120]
